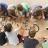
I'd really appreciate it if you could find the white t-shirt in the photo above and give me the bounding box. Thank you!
[5,30,19,46]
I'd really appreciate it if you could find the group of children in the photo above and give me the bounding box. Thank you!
[0,23,40,48]
[0,3,48,20]
[0,2,48,48]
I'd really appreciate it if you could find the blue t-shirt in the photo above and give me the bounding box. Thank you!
[24,37,39,48]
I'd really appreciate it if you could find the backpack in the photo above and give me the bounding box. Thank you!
[0,32,8,46]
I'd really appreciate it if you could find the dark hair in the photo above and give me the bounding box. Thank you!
[44,7,48,19]
[4,23,12,32]
[17,4,23,11]
[33,9,43,18]
[29,31,36,38]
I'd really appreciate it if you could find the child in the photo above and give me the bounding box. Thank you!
[24,29,43,48]
[7,4,17,20]
[0,3,8,16]
[16,3,30,18]
[17,27,29,43]
[33,6,45,20]
[0,32,8,46]
[4,23,19,46]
